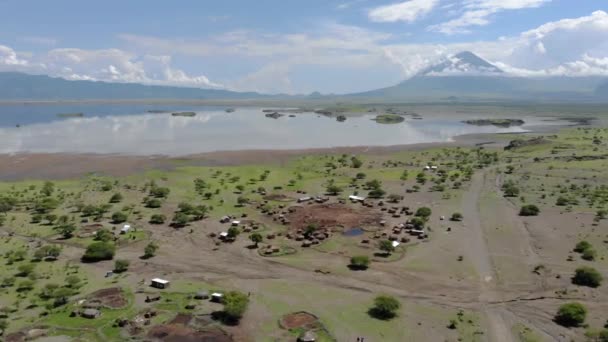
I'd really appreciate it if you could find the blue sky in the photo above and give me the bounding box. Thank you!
[0,0,607,94]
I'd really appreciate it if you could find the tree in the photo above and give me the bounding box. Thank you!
[95,228,113,242]
[519,204,540,216]
[326,184,343,196]
[351,157,363,168]
[82,241,115,262]
[368,188,386,199]
[599,329,608,342]
[249,233,262,248]
[410,217,425,229]
[574,241,592,253]
[221,291,249,323]
[379,240,395,256]
[143,242,158,259]
[41,181,55,197]
[451,212,463,222]
[349,256,370,270]
[356,172,366,180]
[556,196,570,206]
[65,275,81,288]
[111,211,128,224]
[172,212,189,228]
[17,279,35,292]
[572,267,602,288]
[149,214,166,224]
[415,207,432,219]
[502,182,520,197]
[114,259,130,273]
[150,186,170,198]
[227,227,240,239]
[57,224,76,239]
[145,198,162,208]
[33,245,61,261]
[109,193,123,203]
[554,302,586,327]
[582,248,597,261]
[369,295,400,320]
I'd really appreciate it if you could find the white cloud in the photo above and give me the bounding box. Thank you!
[430,0,551,34]
[0,46,223,88]
[369,0,439,23]
[0,45,30,68]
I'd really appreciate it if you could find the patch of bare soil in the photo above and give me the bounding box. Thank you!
[147,324,233,342]
[169,313,193,325]
[263,194,292,202]
[88,287,128,308]
[279,312,320,330]
[4,332,26,342]
[286,204,382,232]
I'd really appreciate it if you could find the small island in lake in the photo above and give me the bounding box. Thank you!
[372,114,405,124]
[265,112,284,119]
[225,108,235,113]
[56,112,84,118]
[147,110,171,114]
[171,112,196,117]
[463,119,525,128]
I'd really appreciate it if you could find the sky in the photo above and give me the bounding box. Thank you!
[0,0,607,94]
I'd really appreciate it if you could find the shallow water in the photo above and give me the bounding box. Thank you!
[0,104,569,155]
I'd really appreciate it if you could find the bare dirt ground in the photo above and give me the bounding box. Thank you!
[286,203,383,232]
[88,287,128,308]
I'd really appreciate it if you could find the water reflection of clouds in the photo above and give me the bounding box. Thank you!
[0,109,540,155]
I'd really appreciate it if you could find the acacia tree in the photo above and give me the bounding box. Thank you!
[249,233,263,248]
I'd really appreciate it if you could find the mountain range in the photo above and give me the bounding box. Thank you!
[1,52,607,103]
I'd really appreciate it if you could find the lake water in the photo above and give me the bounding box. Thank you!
[0,104,569,156]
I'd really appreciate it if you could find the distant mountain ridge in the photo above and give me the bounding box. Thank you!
[0,72,273,100]
[1,50,608,103]
[348,51,608,102]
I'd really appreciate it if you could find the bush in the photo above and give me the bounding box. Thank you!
[143,242,158,259]
[599,329,608,342]
[582,248,597,261]
[415,207,432,219]
[149,214,166,224]
[572,267,602,288]
[368,188,386,199]
[172,212,190,227]
[111,211,128,224]
[369,295,400,320]
[145,198,162,208]
[574,241,592,253]
[220,291,249,324]
[349,255,370,270]
[114,259,130,273]
[519,204,540,216]
[450,212,463,221]
[378,240,395,255]
[109,193,123,203]
[95,229,113,242]
[33,245,61,261]
[150,186,170,198]
[82,242,115,262]
[554,302,586,327]
[556,196,569,206]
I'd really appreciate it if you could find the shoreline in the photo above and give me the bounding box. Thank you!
[0,131,516,181]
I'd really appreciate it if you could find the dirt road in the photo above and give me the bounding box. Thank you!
[463,171,517,342]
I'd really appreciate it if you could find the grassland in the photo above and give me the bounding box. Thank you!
[0,125,607,341]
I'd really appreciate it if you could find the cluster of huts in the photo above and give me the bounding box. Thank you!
[284,228,332,248]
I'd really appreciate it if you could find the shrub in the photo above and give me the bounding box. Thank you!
[220,291,249,324]
[574,241,592,253]
[249,233,262,247]
[82,242,115,262]
[582,248,597,261]
[378,240,395,255]
[143,242,158,259]
[111,211,128,224]
[150,186,170,198]
[109,193,123,203]
[95,229,113,242]
[554,302,586,327]
[519,204,540,216]
[369,295,400,320]
[556,196,570,206]
[368,188,386,199]
[572,267,602,288]
[451,212,463,221]
[149,214,166,224]
[349,256,370,270]
[415,207,432,218]
[145,198,162,208]
[326,184,343,196]
[172,212,190,227]
[114,259,130,273]
[57,224,76,239]
[33,245,61,261]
